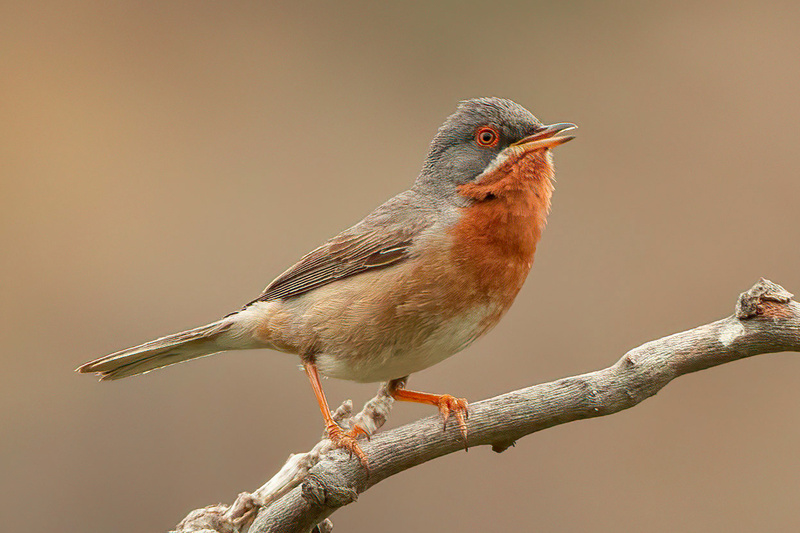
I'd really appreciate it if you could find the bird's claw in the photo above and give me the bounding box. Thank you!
[325,422,369,467]
[436,394,470,449]
[348,423,371,441]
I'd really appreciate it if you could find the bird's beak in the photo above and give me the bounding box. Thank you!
[511,123,577,152]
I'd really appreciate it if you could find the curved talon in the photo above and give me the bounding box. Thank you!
[349,423,371,441]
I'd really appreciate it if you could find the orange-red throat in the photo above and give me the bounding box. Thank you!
[451,122,575,327]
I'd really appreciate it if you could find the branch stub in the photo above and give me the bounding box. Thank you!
[735,278,793,319]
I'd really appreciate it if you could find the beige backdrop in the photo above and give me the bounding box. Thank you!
[3,1,800,531]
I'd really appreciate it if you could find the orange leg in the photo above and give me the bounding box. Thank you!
[303,361,368,465]
[388,378,470,448]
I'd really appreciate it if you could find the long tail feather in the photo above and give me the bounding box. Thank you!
[77,319,236,380]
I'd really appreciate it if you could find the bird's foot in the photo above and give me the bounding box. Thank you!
[436,394,469,448]
[325,422,369,466]
[387,380,471,450]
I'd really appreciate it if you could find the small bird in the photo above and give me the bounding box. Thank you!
[78,97,575,463]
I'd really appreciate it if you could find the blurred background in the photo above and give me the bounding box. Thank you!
[3,1,800,531]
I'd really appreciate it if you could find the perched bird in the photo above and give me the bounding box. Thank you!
[78,97,575,463]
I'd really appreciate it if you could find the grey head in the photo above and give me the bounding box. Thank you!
[416,97,546,189]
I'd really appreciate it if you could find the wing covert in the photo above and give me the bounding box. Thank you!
[250,192,435,303]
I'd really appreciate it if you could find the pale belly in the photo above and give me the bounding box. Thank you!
[315,303,497,382]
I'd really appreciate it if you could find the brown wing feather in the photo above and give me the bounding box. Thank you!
[249,192,435,303]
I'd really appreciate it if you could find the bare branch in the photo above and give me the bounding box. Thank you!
[177,279,800,533]
[176,380,404,533]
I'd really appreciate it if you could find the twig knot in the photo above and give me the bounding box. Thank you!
[302,471,358,508]
[735,278,793,319]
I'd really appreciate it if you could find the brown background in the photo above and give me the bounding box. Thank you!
[3,1,800,531]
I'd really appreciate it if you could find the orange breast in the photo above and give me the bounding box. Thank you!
[449,150,555,330]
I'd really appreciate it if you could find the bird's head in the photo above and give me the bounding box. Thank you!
[417,97,575,198]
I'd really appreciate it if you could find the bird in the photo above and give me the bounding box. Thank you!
[78,97,576,464]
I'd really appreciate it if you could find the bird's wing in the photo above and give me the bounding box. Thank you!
[250,192,436,303]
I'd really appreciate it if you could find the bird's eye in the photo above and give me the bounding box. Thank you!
[475,126,499,148]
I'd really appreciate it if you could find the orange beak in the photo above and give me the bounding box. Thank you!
[511,122,577,151]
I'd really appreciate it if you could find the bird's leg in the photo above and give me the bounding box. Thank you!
[302,361,368,465]
[387,377,469,449]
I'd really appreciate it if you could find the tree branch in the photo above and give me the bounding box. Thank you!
[176,278,800,533]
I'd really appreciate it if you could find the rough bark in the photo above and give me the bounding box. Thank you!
[175,278,800,533]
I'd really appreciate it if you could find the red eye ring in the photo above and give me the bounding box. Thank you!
[475,126,499,147]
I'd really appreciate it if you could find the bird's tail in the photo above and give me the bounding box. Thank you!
[77,315,252,380]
